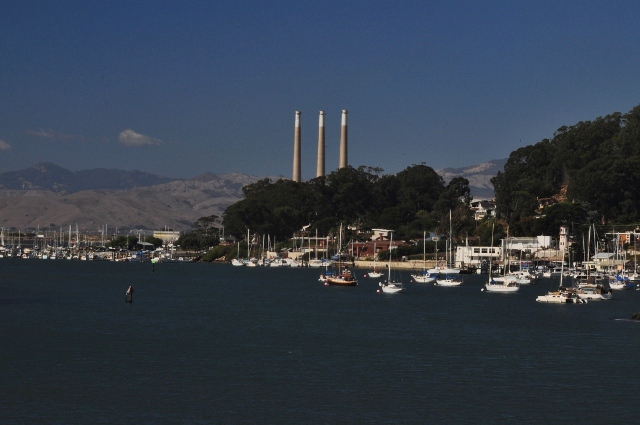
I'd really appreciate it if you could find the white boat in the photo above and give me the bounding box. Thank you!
[485,279,519,292]
[492,275,517,284]
[412,232,436,283]
[366,243,383,278]
[412,271,437,283]
[574,284,612,300]
[536,249,586,303]
[536,288,587,304]
[309,258,331,268]
[483,224,519,293]
[542,267,562,278]
[283,258,300,267]
[510,270,533,284]
[269,258,287,267]
[379,232,404,294]
[435,274,462,286]
[608,274,630,290]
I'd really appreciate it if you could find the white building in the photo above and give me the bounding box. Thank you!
[470,199,496,221]
[455,245,502,268]
[559,225,569,252]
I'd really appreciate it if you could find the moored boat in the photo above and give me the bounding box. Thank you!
[326,268,358,286]
[435,274,462,286]
[378,232,403,293]
[536,287,587,303]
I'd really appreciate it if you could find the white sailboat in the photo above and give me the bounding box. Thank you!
[379,232,404,293]
[428,211,460,274]
[536,249,586,303]
[412,231,436,283]
[366,242,383,278]
[231,242,244,266]
[483,223,519,293]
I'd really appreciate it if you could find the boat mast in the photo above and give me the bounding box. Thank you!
[388,231,393,283]
[489,222,494,284]
[422,231,426,273]
[449,209,452,267]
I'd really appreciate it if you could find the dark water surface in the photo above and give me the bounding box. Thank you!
[2,260,639,424]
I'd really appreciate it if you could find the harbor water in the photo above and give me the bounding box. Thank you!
[2,260,639,424]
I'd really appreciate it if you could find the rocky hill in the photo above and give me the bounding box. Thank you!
[0,164,264,232]
[436,158,506,199]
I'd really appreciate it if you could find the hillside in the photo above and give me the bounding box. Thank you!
[436,158,505,198]
[492,102,640,232]
[0,168,264,232]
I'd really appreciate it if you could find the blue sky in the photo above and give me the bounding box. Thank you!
[1,0,639,179]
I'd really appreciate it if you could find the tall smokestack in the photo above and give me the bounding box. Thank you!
[292,111,301,182]
[316,111,325,178]
[339,109,348,168]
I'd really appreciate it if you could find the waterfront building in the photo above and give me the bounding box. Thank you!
[455,245,502,268]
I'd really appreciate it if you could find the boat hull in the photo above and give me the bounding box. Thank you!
[326,278,358,286]
[436,278,462,286]
[536,292,586,303]
[412,274,436,283]
[484,284,519,293]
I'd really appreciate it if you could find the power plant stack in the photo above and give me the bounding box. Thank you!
[316,111,325,178]
[292,111,301,182]
[339,109,348,168]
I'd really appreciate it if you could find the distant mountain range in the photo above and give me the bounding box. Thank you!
[0,161,504,232]
[436,158,506,199]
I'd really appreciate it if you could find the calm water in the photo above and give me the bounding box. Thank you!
[2,260,639,424]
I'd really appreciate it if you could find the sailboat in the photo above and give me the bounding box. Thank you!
[379,232,404,293]
[231,242,244,266]
[428,211,460,274]
[483,223,519,292]
[435,214,463,285]
[536,249,586,303]
[325,224,358,286]
[412,231,436,283]
[366,242,383,278]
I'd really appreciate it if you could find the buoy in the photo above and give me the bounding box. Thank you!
[377,289,380,293]
[125,285,134,303]
[364,274,368,278]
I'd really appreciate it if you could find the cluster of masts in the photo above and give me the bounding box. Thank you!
[292,110,349,182]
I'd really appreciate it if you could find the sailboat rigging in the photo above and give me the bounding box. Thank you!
[379,231,404,293]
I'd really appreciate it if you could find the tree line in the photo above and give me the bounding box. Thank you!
[221,164,474,243]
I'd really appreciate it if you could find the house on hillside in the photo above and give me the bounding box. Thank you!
[470,199,496,221]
